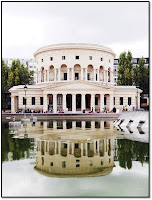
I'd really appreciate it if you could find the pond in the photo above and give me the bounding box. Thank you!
[2,119,149,197]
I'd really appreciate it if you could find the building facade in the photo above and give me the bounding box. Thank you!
[9,43,142,113]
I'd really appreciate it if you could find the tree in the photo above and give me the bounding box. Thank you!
[7,59,34,87]
[133,57,149,95]
[117,51,133,86]
[2,59,10,103]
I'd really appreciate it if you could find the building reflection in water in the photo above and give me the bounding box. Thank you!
[35,132,116,177]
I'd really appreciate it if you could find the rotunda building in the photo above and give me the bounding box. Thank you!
[9,43,142,113]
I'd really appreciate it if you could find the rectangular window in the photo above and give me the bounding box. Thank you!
[104,97,106,105]
[62,56,65,60]
[95,97,98,105]
[42,59,43,62]
[89,56,92,60]
[76,164,80,167]
[58,96,62,105]
[101,58,103,61]
[75,56,79,59]
[114,97,115,105]
[32,97,35,105]
[128,97,131,105]
[50,57,53,61]
[50,162,53,166]
[120,97,123,105]
[75,143,79,149]
[23,97,26,105]
[40,97,43,105]
[62,161,66,168]
[76,160,80,162]
[49,97,53,105]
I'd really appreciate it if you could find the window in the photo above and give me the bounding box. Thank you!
[109,159,111,163]
[42,157,44,165]
[49,97,53,104]
[40,97,43,105]
[75,56,79,59]
[128,97,131,105]
[50,162,53,166]
[104,97,106,105]
[114,97,115,105]
[40,122,43,126]
[58,96,62,105]
[64,143,67,148]
[114,59,118,64]
[101,58,103,61]
[30,66,33,68]
[32,97,35,105]
[76,160,80,162]
[50,57,53,61]
[101,160,103,165]
[120,97,123,105]
[42,59,43,62]
[87,73,90,80]
[75,143,79,149]
[23,97,26,105]
[95,97,98,105]
[62,56,65,60]
[76,164,80,167]
[62,161,66,168]
[89,56,92,60]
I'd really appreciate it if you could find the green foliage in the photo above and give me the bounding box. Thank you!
[117,51,133,86]
[133,57,149,94]
[7,59,34,87]
[2,59,10,95]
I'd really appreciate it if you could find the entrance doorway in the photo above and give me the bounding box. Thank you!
[76,94,81,110]
[66,94,72,111]
[64,73,67,80]
[75,73,79,80]
[86,94,91,109]
[48,96,53,111]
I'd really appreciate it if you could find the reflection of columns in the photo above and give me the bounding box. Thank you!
[44,70,46,82]
[91,94,95,112]
[104,139,107,153]
[100,94,104,111]
[67,143,70,155]
[67,68,70,81]
[81,94,86,111]
[72,94,76,113]
[72,143,74,154]
[94,69,96,81]
[85,68,87,80]
[58,68,60,81]
[43,121,47,131]
[85,143,88,156]
[81,68,83,80]
[109,121,113,130]
[97,140,100,155]
[81,143,83,156]
[94,140,96,154]
[63,120,66,129]
[11,96,15,113]
[53,120,57,129]
[91,121,95,130]
[47,70,49,82]
[54,69,56,81]
[97,69,99,81]
[63,94,66,110]
[82,121,85,130]
[72,121,76,130]
[72,68,74,81]
[109,94,113,111]
[100,121,104,131]
[58,141,61,155]
[43,94,47,112]
[53,94,57,113]
[54,141,57,154]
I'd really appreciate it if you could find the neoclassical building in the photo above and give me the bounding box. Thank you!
[9,43,142,113]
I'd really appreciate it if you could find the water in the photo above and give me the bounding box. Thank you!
[2,119,149,197]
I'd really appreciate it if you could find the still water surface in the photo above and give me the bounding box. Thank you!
[2,119,149,197]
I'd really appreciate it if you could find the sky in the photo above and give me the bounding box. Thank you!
[2,2,149,59]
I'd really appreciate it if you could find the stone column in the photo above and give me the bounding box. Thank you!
[94,140,96,154]
[100,121,104,131]
[100,94,104,111]
[85,68,87,81]
[53,94,57,113]
[63,120,66,129]
[71,68,74,81]
[81,94,86,111]
[91,121,95,130]
[54,141,57,154]
[97,69,99,81]
[58,141,61,155]
[54,69,56,81]
[44,70,46,82]
[106,70,108,83]
[81,68,83,80]
[91,94,95,112]
[43,94,48,112]
[104,71,106,83]
[82,121,85,130]
[97,140,100,155]
[47,70,49,82]
[72,143,74,155]
[94,69,96,81]
[67,68,70,81]
[58,68,61,81]
[72,121,76,130]
[109,94,113,111]
[53,120,57,129]
[40,71,42,82]
[67,143,70,155]
[81,143,83,156]
[63,94,66,111]
[85,143,88,156]
[11,96,15,113]
[43,121,47,131]
[72,94,76,113]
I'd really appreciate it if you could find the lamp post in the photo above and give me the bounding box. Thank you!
[24,84,27,118]
[136,86,139,110]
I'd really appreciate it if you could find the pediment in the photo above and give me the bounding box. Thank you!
[41,81,115,92]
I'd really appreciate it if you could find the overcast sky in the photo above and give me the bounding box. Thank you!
[2,2,149,59]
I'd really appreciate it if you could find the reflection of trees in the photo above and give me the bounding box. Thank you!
[2,123,34,162]
[117,139,149,170]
